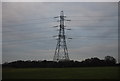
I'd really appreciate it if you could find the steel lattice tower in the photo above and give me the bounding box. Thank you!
[53,11,69,61]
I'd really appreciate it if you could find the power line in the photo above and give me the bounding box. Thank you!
[3,37,55,44]
[3,21,56,27]
[67,16,118,17]
[71,19,117,21]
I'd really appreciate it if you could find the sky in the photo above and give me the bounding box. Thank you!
[2,0,120,2]
[2,2,118,63]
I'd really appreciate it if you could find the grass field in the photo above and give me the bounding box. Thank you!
[2,66,119,79]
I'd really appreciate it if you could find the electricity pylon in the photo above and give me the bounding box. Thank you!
[53,11,70,62]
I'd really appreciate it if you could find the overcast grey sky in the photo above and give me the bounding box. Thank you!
[2,2,118,63]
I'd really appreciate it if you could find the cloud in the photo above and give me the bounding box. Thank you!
[2,2,118,63]
[69,42,118,61]
[2,0,120,2]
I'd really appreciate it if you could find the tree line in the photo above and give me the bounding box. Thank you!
[2,56,120,68]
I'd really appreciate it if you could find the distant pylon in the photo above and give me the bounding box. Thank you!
[53,11,70,61]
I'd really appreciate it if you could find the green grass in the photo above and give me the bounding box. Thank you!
[2,66,119,79]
